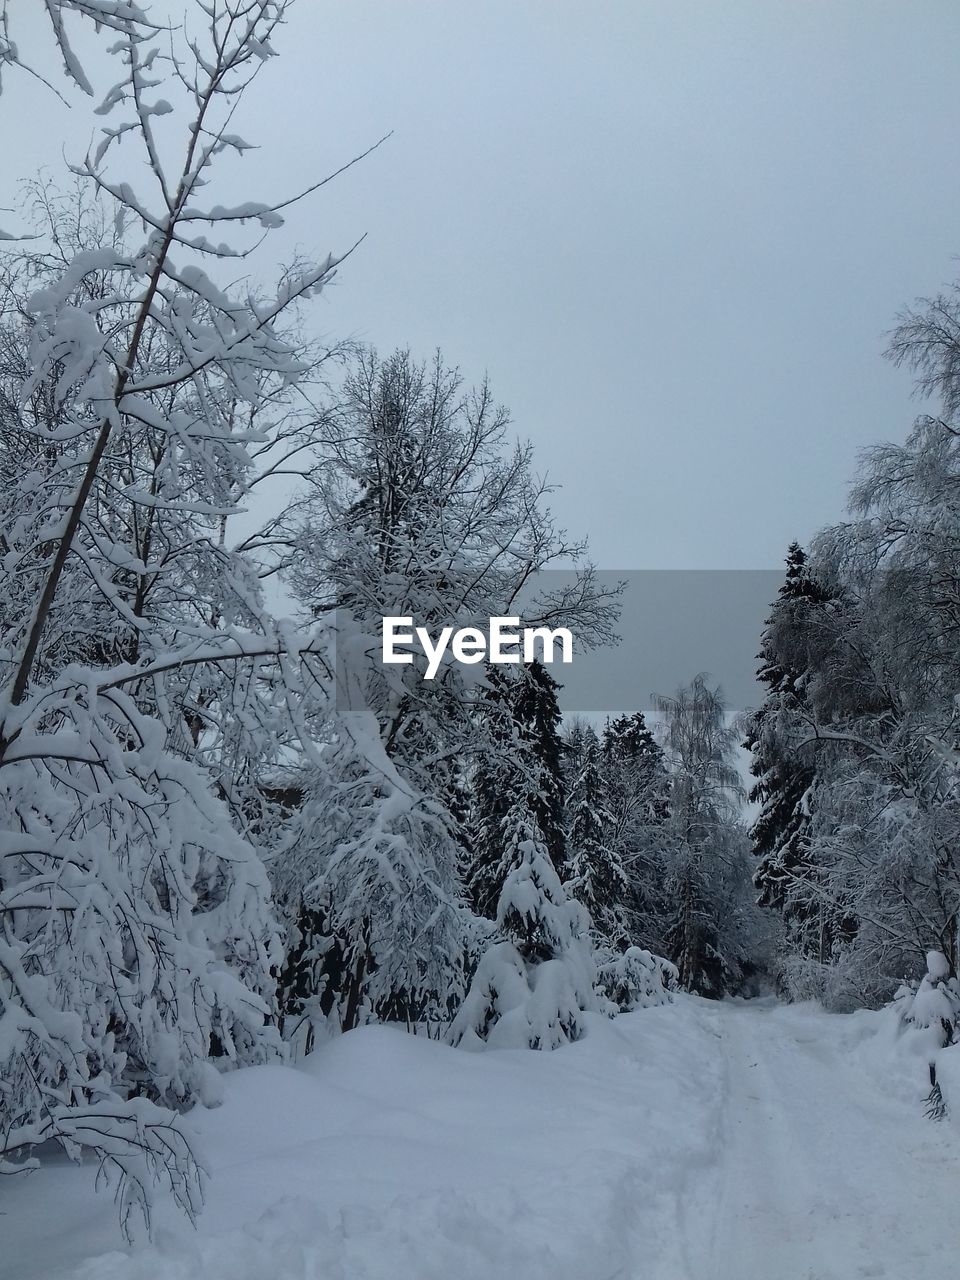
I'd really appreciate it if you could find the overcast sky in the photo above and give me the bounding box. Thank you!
[4,1,960,711]
[5,2,960,571]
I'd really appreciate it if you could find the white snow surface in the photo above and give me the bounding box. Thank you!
[4,996,960,1280]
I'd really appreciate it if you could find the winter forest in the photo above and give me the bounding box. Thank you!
[2,5,960,1279]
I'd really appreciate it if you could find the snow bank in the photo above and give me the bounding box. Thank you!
[1,1003,721,1280]
[844,951,960,1117]
[7,996,960,1280]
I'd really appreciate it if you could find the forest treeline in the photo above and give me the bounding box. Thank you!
[745,397,960,1008]
[1,0,958,1235]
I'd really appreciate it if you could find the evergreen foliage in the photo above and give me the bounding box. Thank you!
[743,544,844,962]
[449,796,596,1051]
[564,726,629,950]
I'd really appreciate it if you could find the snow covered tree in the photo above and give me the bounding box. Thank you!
[595,947,677,1012]
[275,893,340,1052]
[468,659,569,918]
[760,283,960,1005]
[654,676,760,996]
[785,504,960,1003]
[449,795,596,1051]
[0,0,365,1231]
[560,715,590,781]
[564,726,629,950]
[746,544,815,905]
[894,950,960,1118]
[603,711,666,779]
[274,349,618,1031]
[601,710,672,945]
[466,665,519,919]
[271,703,469,1034]
[743,544,837,961]
[510,660,567,873]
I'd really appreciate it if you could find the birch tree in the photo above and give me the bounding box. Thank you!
[654,676,758,996]
[0,0,366,1232]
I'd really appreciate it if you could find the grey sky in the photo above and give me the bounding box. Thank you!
[554,570,782,715]
[4,1,960,670]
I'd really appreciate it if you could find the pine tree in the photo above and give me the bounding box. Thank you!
[601,710,671,944]
[603,711,665,772]
[511,660,567,874]
[449,795,595,1051]
[743,544,834,959]
[467,660,568,918]
[560,715,590,787]
[564,727,629,949]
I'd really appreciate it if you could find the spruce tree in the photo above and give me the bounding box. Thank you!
[449,792,595,1051]
[560,715,590,787]
[467,660,567,917]
[604,711,663,769]
[565,727,629,949]
[601,710,671,944]
[744,543,831,958]
[276,894,349,1051]
[466,665,519,918]
[511,659,567,874]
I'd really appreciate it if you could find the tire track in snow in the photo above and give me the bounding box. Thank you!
[680,999,960,1280]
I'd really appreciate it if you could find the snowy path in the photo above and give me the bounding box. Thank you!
[680,1000,960,1280]
[3,998,959,1280]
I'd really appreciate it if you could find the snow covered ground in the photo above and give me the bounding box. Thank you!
[3,997,959,1280]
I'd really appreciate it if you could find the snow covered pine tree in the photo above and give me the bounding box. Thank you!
[564,725,629,950]
[449,792,597,1051]
[743,544,840,969]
